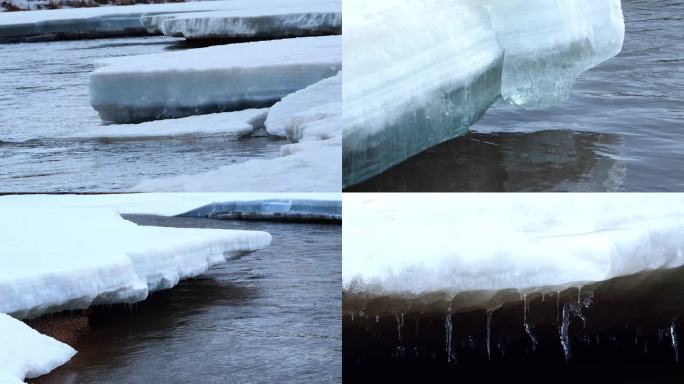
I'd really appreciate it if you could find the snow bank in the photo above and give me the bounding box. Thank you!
[64,108,267,140]
[343,194,684,295]
[155,1,341,40]
[0,195,271,319]
[179,198,342,222]
[0,313,75,384]
[90,35,341,123]
[0,1,238,41]
[342,0,624,187]
[137,74,341,192]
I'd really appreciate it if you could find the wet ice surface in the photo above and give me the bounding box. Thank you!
[0,36,284,191]
[41,216,341,383]
[348,0,684,192]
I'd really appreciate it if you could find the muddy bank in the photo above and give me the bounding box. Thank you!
[343,265,684,382]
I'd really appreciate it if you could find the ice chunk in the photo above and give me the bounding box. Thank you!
[343,194,684,295]
[0,313,75,384]
[90,35,341,123]
[157,1,341,40]
[179,198,342,222]
[0,196,271,319]
[342,0,624,187]
[64,108,268,141]
[266,72,341,142]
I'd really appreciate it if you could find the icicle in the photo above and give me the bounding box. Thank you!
[486,304,502,361]
[541,292,545,302]
[523,294,538,350]
[671,320,679,363]
[559,295,592,362]
[351,313,355,322]
[445,304,455,363]
[577,286,582,305]
[556,291,561,324]
[396,313,404,343]
[375,315,379,323]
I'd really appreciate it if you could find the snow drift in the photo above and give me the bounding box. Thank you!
[342,0,625,188]
[90,35,341,123]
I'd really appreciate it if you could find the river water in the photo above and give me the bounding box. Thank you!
[0,37,283,191]
[348,0,684,192]
[40,216,341,383]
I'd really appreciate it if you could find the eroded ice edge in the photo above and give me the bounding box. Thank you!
[90,35,341,124]
[343,194,684,295]
[342,0,625,188]
[0,193,338,383]
[179,199,342,222]
[135,72,342,192]
[0,0,340,42]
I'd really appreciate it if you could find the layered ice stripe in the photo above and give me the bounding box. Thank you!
[90,35,341,123]
[343,194,684,295]
[266,72,340,142]
[342,0,504,188]
[0,313,76,384]
[179,198,342,221]
[342,0,624,188]
[0,200,271,319]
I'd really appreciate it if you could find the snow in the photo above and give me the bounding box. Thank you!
[154,1,341,39]
[342,0,624,187]
[0,195,272,319]
[137,74,341,192]
[343,194,684,295]
[0,313,75,384]
[266,72,340,141]
[64,108,267,140]
[89,35,341,123]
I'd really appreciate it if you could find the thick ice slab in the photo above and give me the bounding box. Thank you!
[179,198,342,222]
[0,1,238,42]
[65,108,267,140]
[0,313,75,384]
[154,0,341,40]
[90,35,341,123]
[343,194,684,295]
[0,196,271,319]
[342,0,624,187]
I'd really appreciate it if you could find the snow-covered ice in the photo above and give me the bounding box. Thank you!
[64,108,268,140]
[0,313,75,384]
[343,194,684,295]
[342,0,624,187]
[137,74,341,192]
[0,1,239,41]
[90,35,341,123]
[153,0,341,40]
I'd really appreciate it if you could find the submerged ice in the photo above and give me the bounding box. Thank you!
[342,0,624,187]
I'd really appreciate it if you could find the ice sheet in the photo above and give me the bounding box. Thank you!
[343,194,684,295]
[90,35,341,123]
[179,198,342,221]
[0,313,75,384]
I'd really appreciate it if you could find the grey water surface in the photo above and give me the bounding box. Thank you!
[0,36,283,191]
[348,0,684,192]
[41,216,341,384]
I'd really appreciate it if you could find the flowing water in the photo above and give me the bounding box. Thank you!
[0,37,284,191]
[348,0,684,192]
[40,216,341,383]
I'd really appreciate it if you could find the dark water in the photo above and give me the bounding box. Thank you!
[0,37,284,191]
[349,0,684,192]
[41,216,341,383]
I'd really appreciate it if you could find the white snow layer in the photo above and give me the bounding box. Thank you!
[150,0,341,39]
[89,35,341,123]
[342,0,624,187]
[65,108,268,140]
[0,313,75,384]
[343,194,684,295]
[0,196,272,319]
[136,73,341,192]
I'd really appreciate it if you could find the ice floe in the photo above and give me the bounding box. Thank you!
[343,194,684,295]
[90,35,341,123]
[179,198,342,222]
[342,0,624,187]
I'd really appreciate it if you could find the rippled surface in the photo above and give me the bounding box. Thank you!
[348,0,684,192]
[41,216,341,383]
[0,37,284,191]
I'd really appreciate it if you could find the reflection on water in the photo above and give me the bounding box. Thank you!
[40,217,341,383]
[348,130,625,192]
